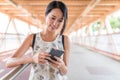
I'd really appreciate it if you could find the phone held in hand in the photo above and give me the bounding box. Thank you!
[49,48,64,61]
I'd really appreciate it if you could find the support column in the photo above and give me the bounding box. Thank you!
[0,18,12,48]
[105,17,118,54]
[28,23,32,34]
[12,18,21,44]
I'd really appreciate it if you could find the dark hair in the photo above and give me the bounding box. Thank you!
[45,1,68,35]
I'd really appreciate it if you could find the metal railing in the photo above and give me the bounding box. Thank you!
[0,48,32,80]
[0,64,30,80]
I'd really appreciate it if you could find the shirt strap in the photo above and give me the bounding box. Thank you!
[32,34,36,49]
[62,35,65,50]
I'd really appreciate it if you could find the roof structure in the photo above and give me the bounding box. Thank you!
[0,0,120,34]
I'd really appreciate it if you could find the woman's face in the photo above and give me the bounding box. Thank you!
[45,8,64,34]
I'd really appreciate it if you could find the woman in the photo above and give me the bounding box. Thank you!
[6,1,69,80]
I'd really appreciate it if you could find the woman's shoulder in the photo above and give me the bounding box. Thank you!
[27,32,39,39]
[62,35,69,41]
[26,33,34,40]
[24,33,38,46]
[62,34,70,50]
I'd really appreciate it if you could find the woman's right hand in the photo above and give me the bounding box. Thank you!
[32,52,50,64]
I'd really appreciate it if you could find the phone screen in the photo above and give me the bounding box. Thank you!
[49,48,64,61]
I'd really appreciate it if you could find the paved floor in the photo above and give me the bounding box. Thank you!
[1,43,120,80]
[67,43,120,80]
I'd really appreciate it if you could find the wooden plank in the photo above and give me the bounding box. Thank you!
[13,0,90,6]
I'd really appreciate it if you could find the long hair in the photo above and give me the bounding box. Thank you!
[45,1,68,35]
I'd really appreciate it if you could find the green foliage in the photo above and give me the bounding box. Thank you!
[109,16,120,29]
[92,21,100,32]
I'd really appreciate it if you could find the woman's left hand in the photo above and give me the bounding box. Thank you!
[47,56,64,69]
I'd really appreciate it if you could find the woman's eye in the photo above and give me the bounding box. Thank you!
[59,20,63,22]
[51,17,55,20]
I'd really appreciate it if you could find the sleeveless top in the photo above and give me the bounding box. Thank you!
[29,33,67,80]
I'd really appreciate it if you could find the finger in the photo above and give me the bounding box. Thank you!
[39,61,46,64]
[40,52,51,57]
[49,61,61,69]
[45,57,54,63]
[45,57,51,60]
[49,61,58,67]
[49,58,59,65]
[38,53,48,59]
[54,56,61,62]
[42,60,47,64]
[44,52,51,57]
[39,59,47,64]
[38,55,44,60]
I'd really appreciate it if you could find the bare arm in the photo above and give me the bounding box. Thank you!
[48,35,70,75]
[59,35,70,75]
[6,34,34,68]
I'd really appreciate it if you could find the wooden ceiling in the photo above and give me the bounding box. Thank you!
[0,0,120,34]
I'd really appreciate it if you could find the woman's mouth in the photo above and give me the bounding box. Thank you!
[50,26,56,30]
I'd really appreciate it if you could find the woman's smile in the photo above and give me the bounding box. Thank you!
[49,25,57,31]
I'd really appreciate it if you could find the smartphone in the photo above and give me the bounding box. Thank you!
[49,48,64,61]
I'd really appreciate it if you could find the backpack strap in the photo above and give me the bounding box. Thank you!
[32,34,36,49]
[62,35,65,50]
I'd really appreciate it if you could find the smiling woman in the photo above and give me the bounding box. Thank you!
[45,8,64,33]
[6,1,70,80]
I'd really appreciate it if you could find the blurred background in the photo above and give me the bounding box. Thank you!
[0,0,120,80]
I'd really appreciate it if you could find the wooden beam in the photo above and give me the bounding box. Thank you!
[2,10,24,14]
[0,2,11,5]
[0,5,14,8]
[82,5,120,28]
[13,0,90,6]
[68,0,101,33]
[99,1,120,5]
[3,0,42,27]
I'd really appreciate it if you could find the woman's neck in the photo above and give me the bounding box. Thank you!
[41,30,58,42]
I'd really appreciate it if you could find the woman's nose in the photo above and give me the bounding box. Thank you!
[53,20,58,27]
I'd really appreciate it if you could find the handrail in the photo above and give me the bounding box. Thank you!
[0,49,16,54]
[0,64,30,80]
